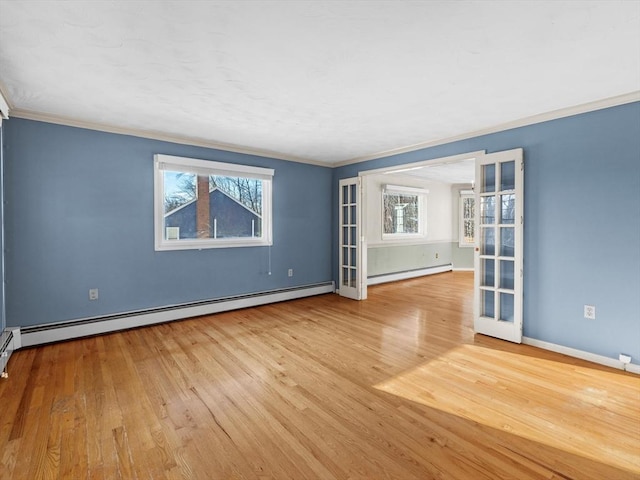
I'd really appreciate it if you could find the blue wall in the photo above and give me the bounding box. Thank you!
[334,102,640,364]
[3,119,332,326]
[3,103,639,366]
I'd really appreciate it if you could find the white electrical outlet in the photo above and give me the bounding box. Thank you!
[288,269,293,277]
[583,304,595,319]
[619,353,631,364]
[89,288,99,301]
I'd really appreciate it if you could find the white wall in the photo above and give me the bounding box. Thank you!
[364,173,452,245]
[364,172,454,277]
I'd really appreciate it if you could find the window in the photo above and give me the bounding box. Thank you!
[154,154,273,250]
[459,191,475,247]
[382,184,427,238]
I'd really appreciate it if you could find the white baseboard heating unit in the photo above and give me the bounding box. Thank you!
[19,282,335,348]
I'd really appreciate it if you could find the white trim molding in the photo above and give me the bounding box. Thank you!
[0,88,9,125]
[523,337,639,374]
[10,109,327,167]
[337,91,640,167]
[20,283,334,347]
[10,92,639,168]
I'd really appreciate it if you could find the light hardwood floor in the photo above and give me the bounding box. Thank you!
[1,272,639,479]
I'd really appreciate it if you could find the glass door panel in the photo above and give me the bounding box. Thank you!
[500,194,515,223]
[500,161,515,191]
[481,259,495,287]
[499,293,515,322]
[499,260,515,290]
[339,177,364,300]
[482,164,496,193]
[474,149,523,343]
[481,227,495,255]
[500,227,515,256]
[482,290,495,318]
[480,196,496,224]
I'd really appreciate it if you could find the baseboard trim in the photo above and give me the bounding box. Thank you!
[522,336,639,374]
[452,267,474,272]
[20,282,334,347]
[367,265,452,286]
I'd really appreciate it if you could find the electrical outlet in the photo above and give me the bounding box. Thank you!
[288,269,293,277]
[89,288,99,301]
[584,304,595,320]
[619,353,631,364]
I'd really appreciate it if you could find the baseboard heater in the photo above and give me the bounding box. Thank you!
[19,281,334,348]
[0,328,21,376]
[367,264,453,286]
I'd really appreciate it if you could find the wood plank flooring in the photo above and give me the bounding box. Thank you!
[1,272,639,479]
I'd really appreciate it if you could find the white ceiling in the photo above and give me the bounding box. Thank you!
[0,1,638,166]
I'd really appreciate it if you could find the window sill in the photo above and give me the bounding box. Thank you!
[155,238,272,251]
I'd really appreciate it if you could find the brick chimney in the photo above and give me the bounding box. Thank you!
[196,175,210,238]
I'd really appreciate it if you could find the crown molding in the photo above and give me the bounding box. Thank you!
[7,90,639,168]
[334,91,640,167]
[0,84,9,120]
[9,109,331,167]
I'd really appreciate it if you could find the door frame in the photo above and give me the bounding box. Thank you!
[338,177,367,300]
[338,150,486,301]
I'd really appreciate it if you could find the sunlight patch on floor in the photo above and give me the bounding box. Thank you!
[373,344,640,474]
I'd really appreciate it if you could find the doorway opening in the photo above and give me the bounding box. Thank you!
[356,150,484,297]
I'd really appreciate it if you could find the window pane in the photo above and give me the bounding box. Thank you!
[342,206,348,224]
[350,184,356,204]
[462,197,475,219]
[500,260,515,290]
[342,247,349,266]
[500,161,515,191]
[350,247,357,268]
[350,267,357,286]
[482,164,495,193]
[163,171,196,215]
[481,259,495,287]
[163,172,264,240]
[480,196,495,224]
[350,205,356,225]
[463,219,475,243]
[342,227,349,245]
[500,227,514,257]
[460,195,475,244]
[342,185,348,204]
[342,268,349,286]
[500,194,515,224]
[383,192,420,234]
[482,290,495,318]
[500,293,515,322]
[481,227,495,256]
[350,226,357,246]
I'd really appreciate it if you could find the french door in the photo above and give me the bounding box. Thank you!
[339,177,366,300]
[474,149,524,343]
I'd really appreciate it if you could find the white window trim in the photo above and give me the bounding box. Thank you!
[381,185,428,241]
[154,154,273,251]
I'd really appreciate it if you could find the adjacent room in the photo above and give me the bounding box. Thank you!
[0,1,638,479]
